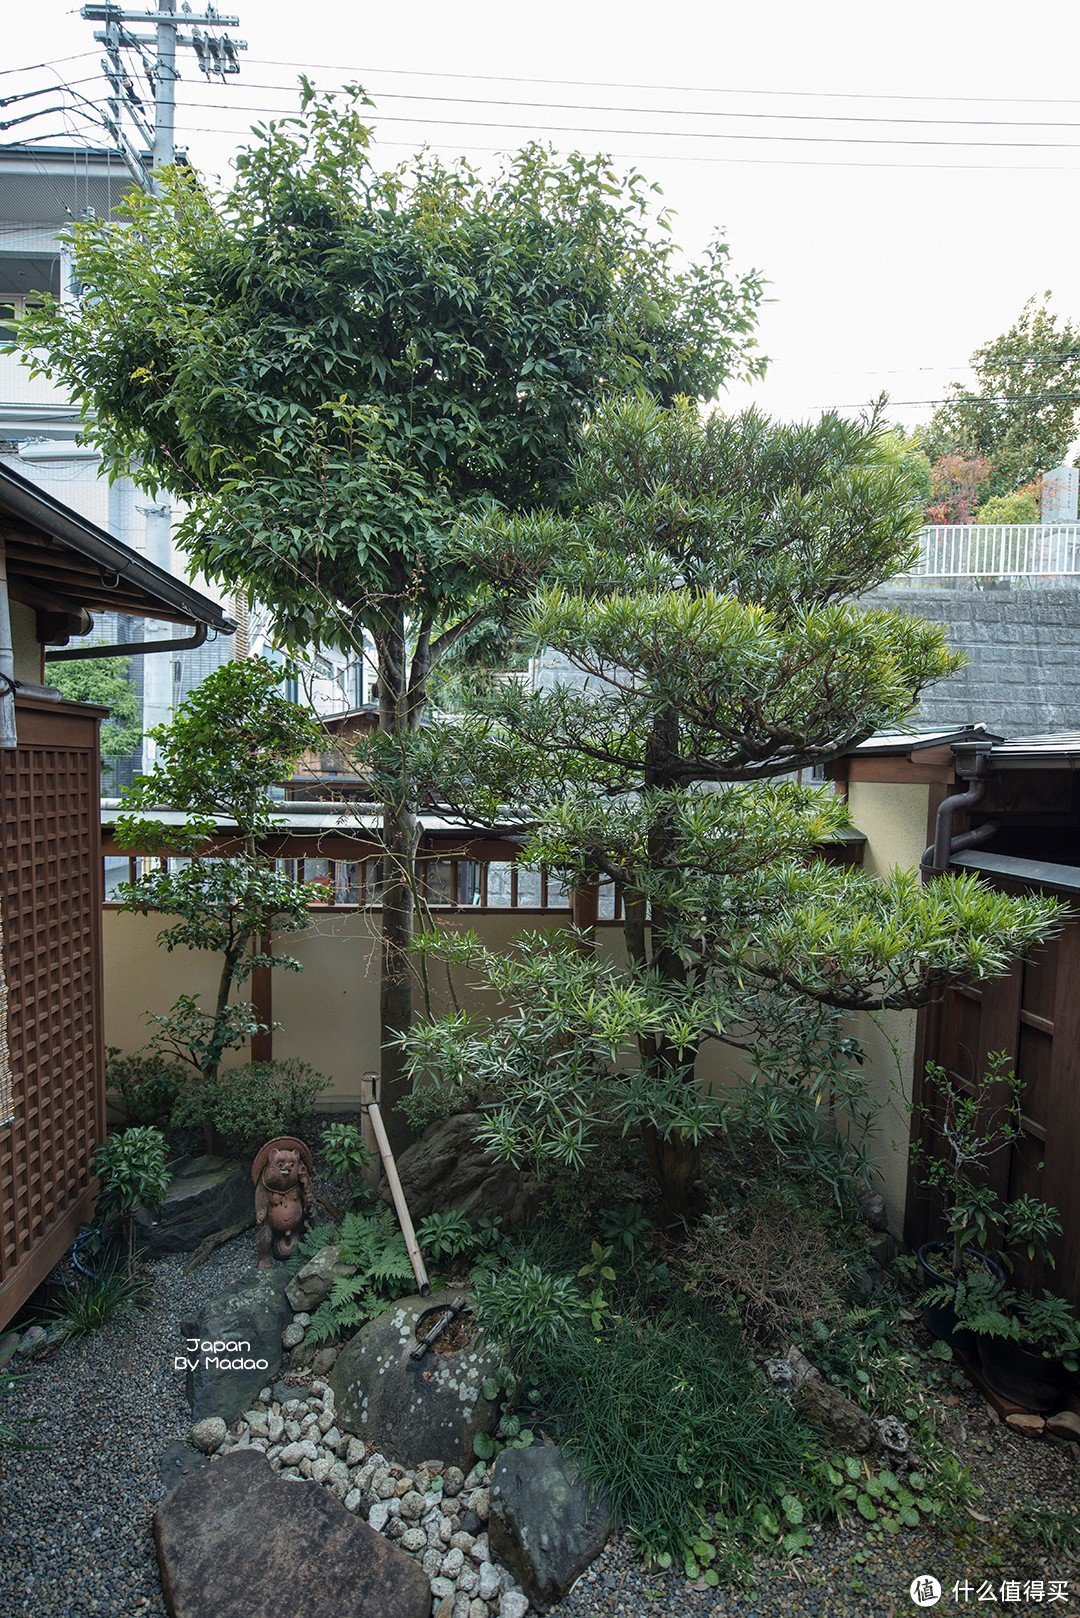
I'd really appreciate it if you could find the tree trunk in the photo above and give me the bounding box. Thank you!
[634,709,706,1216]
[375,616,421,1149]
[640,1122,702,1219]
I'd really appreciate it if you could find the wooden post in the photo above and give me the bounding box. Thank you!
[365,1091,429,1295]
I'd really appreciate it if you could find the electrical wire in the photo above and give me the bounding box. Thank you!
[162,119,1080,173]
[240,57,1080,109]
[177,81,1080,131]
[168,100,1080,150]
[0,51,99,80]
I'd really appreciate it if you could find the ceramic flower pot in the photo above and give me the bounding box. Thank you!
[977,1334,1071,1413]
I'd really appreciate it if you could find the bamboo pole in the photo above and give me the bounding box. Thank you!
[359,1069,381,1192]
[364,1086,429,1295]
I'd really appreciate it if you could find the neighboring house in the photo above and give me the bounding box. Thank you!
[0,461,234,1330]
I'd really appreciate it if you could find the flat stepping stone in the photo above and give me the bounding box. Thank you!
[154,1449,431,1618]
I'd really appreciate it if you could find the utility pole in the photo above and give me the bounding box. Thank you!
[80,1,246,192]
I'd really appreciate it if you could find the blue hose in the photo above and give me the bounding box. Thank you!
[71,1228,103,1278]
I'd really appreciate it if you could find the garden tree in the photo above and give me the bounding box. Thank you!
[925,453,993,525]
[974,487,1041,525]
[49,655,141,767]
[403,398,1063,1215]
[16,84,766,1124]
[924,294,1080,497]
[114,658,321,1110]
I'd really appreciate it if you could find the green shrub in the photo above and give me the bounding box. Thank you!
[534,1301,830,1573]
[105,1047,187,1128]
[473,1259,588,1370]
[172,1058,329,1149]
[974,488,1040,525]
[94,1126,171,1255]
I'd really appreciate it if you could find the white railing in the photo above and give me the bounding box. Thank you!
[903,523,1080,582]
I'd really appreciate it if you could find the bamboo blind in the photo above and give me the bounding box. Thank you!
[0,898,10,1127]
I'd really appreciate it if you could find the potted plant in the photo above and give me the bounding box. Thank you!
[975,1288,1080,1411]
[966,1193,1075,1410]
[914,1053,1019,1349]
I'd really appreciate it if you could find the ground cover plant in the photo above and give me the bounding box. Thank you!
[460,1145,976,1587]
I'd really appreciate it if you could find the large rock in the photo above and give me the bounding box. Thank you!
[329,1292,502,1469]
[489,1445,612,1610]
[286,1244,357,1313]
[134,1156,254,1255]
[392,1113,540,1227]
[184,1270,292,1425]
[154,1448,430,1618]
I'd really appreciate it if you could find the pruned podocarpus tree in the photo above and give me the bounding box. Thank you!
[115,658,321,1108]
[404,397,1064,1215]
[16,84,766,1131]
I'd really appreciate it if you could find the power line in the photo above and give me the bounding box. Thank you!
[0,51,99,80]
[170,100,1080,150]
[163,121,1080,174]
[189,81,1080,132]
[240,57,1080,109]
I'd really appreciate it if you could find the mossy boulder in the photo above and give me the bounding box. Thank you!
[329,1292,502,1469]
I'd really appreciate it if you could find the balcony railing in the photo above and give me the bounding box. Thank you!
[901,524,1080,583]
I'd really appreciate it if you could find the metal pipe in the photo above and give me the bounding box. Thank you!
[364,1091,430,1295]
[0,533,17,749]
[921,745,994,878]
[46,621,209,662]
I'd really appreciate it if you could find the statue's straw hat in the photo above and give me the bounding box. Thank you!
[251,1135,314,1182]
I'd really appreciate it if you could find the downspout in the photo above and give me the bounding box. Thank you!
[920,744,997,880]
[46,622,210,662]
[0,532,17,749]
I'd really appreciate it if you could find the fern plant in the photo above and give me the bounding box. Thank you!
[306,1208,416,1344]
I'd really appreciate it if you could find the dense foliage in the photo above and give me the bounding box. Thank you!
[15,85,767,1123]
[405,398,1062,1210]
[48,656,141,764]
[924,294,1080,498]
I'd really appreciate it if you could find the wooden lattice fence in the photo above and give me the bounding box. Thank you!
[0,696,105,1329]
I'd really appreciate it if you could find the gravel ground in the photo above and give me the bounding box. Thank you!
[2,1243,1078,1618]
[0,1238,253,1618]
[551,1379,1080,1618]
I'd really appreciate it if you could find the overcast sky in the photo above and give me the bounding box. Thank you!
[6,0,1080,432]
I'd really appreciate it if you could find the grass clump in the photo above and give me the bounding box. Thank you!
[533,1300,832,1579]
[46,1252,152,1338]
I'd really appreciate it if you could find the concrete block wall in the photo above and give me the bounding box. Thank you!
[869,585,1080,736]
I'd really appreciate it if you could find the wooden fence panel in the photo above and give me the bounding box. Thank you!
[0,697,104,1329]
[907,873,1080,1307]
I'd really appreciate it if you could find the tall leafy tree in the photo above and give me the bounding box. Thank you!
[925,294,1080,497]
[18,86,766,1124]
[404,398,1062,1213]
